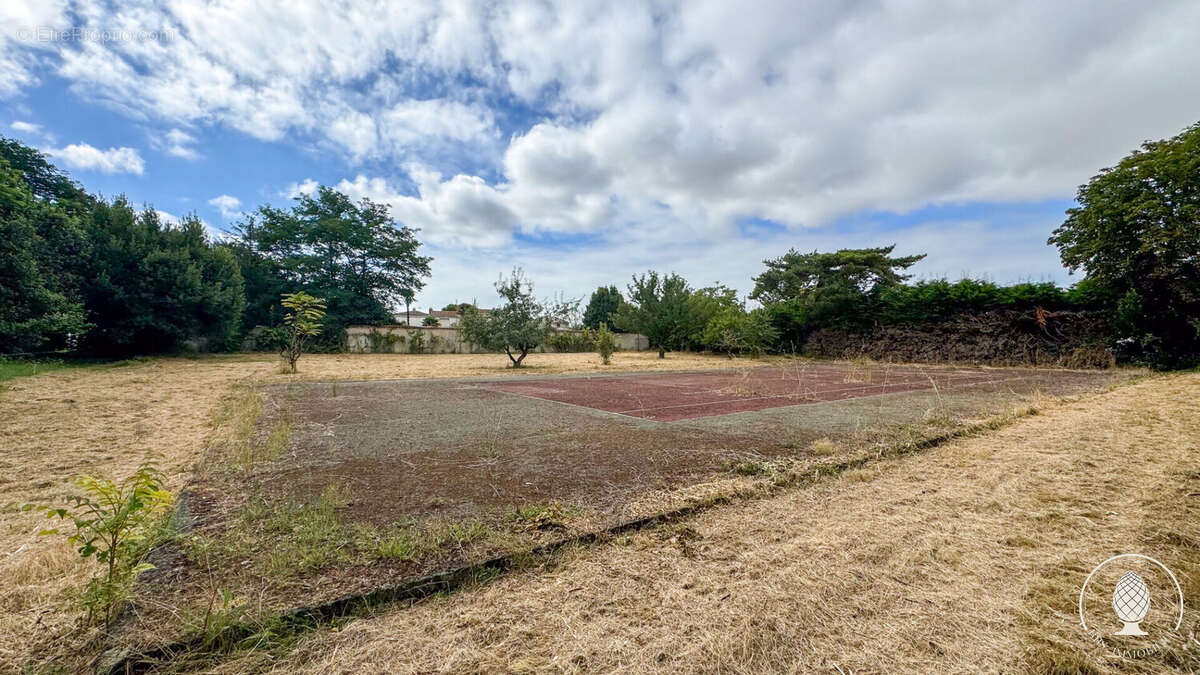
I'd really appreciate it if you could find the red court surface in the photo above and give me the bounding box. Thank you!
[479,364,1029,422]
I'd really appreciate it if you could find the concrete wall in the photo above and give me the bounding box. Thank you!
[346,325,649,354]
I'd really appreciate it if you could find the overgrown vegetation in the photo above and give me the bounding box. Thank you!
[596,323,616,364]
[11,463,174,628]
[279,292,326,374]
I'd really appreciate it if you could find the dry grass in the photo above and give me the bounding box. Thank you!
[201,373,1200,674]
[0,351,765,670]
[258,350,780,382]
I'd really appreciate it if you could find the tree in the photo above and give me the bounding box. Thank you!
[442,302,475,312]
[751,246,925,336]
[1049,122,1200,368]
[0,137,244,356]
[459,268,574,367]
[0,157,89,353]
[614,271,694,358]
[595,323,617,365]
[235,186,431,344]
[422,315,440,326]
[81,204,244,355]
[582,286,624,330]
[701,307,778,358]
[280,292,326,373]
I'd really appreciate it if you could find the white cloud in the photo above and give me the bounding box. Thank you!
[44,143,144,175]
[157,128,200,159]
[155,208,228,242]
[207,194,241,219]
[19,1,1200,234]
[9,1,1200,307]
[285,178,319,198]
[10,120,40,134]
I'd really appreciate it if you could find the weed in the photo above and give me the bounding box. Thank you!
[810,438,840,455]
[11,462,174,628]
[723,458,774,476]
[510,502,580,530]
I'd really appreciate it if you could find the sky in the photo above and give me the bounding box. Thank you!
[3,1,1199,311]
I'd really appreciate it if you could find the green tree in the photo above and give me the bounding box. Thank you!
[595,322,617,364]
[280,292,326,373]
[459,268,574,367]
[751,246,925,337]
[422,315,440,326]
[701,306,779,358]
[15,463,174,628]
[1049,122,1200,368]
[235,186,431,345]
[582,286,624,330]
[442,302,475,312]
[81,204,244,355]
[614,271,694,358]
[0,158,89,353]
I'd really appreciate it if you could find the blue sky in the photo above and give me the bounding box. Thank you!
[3,1,1199,310]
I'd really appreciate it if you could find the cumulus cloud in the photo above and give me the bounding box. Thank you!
[17,1,1200,234]
[157,128,200,159]
[9,1,1200,305]
[207,194,241,219]
[10,120,41,134]
[44,143,144,174]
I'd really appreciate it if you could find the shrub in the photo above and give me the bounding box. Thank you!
[12,463,174,627]
[596,323,616,364]
[279,292,326,373]
[548,329,595,352]
[365,327,402,353]
[407,329,428,354]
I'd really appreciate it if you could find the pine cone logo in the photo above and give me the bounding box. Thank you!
[1112,570,1151,636]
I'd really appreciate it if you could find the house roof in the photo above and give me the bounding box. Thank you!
[429,308,492,318]
[403,309,428,316]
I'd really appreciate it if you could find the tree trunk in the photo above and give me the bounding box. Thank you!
[514,349,528,367]
[657,347,665,359]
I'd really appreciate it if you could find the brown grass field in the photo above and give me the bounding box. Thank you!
[0,351,774,671]
[1,352,1195,673]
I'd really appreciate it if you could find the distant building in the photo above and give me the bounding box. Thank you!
[421,308,492,328]
[398,309,428,327]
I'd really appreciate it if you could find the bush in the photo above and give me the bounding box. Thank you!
[241,325,287,352]
[596,323,616,364]
[12,463,174,627]
[548,329,595,352]
[407,329,428,354]
[365,327,402,353]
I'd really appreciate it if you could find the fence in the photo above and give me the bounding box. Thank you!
[345,325,649,354]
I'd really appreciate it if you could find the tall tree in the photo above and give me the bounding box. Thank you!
[751,246,924,338]
[81,203,244,355]
[235,186,432,344]
[1049,122,1200,368]
[614,271,694,358]
[582,286,624,330]
[0,158,89,353]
